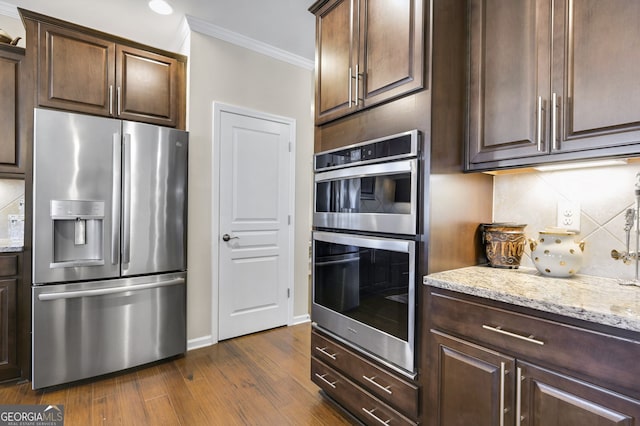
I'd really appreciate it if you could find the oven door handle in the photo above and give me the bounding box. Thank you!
[315,158,415,183]
[315,257,360,266]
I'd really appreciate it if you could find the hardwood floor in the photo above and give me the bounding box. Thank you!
[0,323,358,425]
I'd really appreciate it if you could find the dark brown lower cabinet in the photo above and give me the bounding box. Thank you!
[425,289,640,426]
[311,329,419,425]
[431,331,640,425]
[431,332,515,426]
[0,253,22,382]
[520,362,639,426]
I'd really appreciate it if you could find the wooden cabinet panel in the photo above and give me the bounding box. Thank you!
[0,46,25,174]
[312,330,419,418]
[467,0,640,170]
[22,8,186,129]
[425,288,640,426]
[0,279,18,380]
[116,45,178,127]
[0,252,21,382]
[467,0,550,164]
[312,358,417,426]
[310,0,424,124]
[315,0,352,120]
[553,0,640,151]
[429,291,640,399]
[0,255,19,277]
[431,331,515,426]
[359,0,424,107]
[38,22,115,116]
[520,362,640,426]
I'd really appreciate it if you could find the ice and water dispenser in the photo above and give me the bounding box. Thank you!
[50,200,106,268]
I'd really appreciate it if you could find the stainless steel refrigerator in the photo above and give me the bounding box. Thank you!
[31,108,188,389]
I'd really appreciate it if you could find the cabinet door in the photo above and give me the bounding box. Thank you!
[431,331,515,426]
[358,0,424,108]
[116,45,179,127]
[38,23,116,117]
[0,278,19,381]
[467,0,551,166]
[314,0,355,124]
[551,0,640,153]
[519,361,640,426]
[0,47,25,174]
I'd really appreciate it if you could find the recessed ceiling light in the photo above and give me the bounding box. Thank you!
[148,0,173,15]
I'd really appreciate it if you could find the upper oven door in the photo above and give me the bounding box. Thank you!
[314,158,418,235]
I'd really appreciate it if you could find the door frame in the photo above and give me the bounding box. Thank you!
[211,102,296,343]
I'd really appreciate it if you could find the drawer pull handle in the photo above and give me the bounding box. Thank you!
[314,373,337,389]
[362,407,392,425]
[362,375,393,395]
[482,325,545,346]
[499,362,506,426]
[314,346,337,360]
[516,367,524,426]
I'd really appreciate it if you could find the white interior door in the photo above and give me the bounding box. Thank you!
[217,106,293,340]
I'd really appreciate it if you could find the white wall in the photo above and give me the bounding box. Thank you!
[186,31,314,344]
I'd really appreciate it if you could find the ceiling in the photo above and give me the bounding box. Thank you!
[5,0,317,61]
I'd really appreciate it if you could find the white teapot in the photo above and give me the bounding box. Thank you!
[529,227,585,277]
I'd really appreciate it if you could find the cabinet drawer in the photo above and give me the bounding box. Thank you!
[429,291,640,399]
[0,254,19,277]
[312,358,417,426]
[311,330,418,418]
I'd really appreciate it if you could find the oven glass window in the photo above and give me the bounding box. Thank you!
[314,239,410,341]
[316,173,411,215]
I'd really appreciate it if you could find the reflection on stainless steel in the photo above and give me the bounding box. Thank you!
[122,122,187,276]
[314,159,417,235]
[312,231,416,374]
[32,273,186,389]
[32,108,188,389]
[312,130,421,378]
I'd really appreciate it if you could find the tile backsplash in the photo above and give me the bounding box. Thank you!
[493,163,640,281]
[0,179,25,244]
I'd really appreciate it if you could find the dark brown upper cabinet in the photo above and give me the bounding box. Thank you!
[310,0,425,125]
[467,0,640,171]
[0,45,26,175]
[21,8,186,129]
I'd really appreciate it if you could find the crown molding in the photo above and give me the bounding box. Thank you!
[186,15,314,71]
[0,1,19,19]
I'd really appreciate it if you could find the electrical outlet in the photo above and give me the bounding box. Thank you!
[557,201,581,232]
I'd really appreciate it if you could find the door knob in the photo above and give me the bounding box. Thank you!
[222,233,239,241]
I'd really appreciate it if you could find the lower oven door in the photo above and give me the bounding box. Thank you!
[312,231,416,374]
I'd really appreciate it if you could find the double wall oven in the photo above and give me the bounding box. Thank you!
[312,130,420,376]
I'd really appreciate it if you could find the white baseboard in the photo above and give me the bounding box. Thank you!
[187,335,215,351]
[187,315,310,352]
[292,314,311,325]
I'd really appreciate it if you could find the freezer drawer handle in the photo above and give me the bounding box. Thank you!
[37,278,185,301]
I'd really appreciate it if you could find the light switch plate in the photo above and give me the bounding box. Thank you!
[557,201,581,232]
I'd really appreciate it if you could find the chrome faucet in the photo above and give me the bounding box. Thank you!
[612,172,640,286]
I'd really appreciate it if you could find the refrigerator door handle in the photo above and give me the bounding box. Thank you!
[37,277,185,301]
[122,133,132,264]
[111,134,121,265]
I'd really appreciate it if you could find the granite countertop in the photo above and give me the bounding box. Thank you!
[0,245,23,253]
[424,266,640,333]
